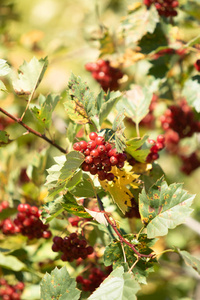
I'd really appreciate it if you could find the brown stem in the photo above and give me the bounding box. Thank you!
[0,107,67,154]
[103,213,154,259]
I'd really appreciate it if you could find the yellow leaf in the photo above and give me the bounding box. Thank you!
[128,2,142,12]
[99,164,140,214]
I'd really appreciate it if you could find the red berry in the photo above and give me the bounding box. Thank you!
[43,230,52,239]
[85,156,93,164]
[110,156,118,166]
[157,135,165,143]
[89,132,98,140]
[97,145,106,153]
[79,140,87,150]
[90,149,99,158]
[87,140,97,150]
[106,173,115,181]
[95,136,105,145]
[84,148,90,156]
[86,246,94,255]
[82,162,91,171]
[73,142,81,151]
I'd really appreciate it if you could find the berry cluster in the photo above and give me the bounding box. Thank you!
[160,100,200,139]
[0,201,19,235]
[144,0,179,17]
[180,153,200,175]
[85,59,123,91]
[140,94,158,128]
[52,233,94,262]
[146,135,165,163]
[13,204,52,240]
[73,132,127,181]
[194,59,200,72]
[0,278,24,300]
[76,266,112,292]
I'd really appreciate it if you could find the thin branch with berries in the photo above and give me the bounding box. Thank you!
[0,107,67,154]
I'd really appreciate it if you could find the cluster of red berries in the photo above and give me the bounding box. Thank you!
[140,94,158,128]
[85,59,123,91]
[160,100,200,139]
[144,0,179,17]
[73,132,127,181]
[194,59,200,72]
[180,153,200,175]
[0,278,24,300]
[146,135,165,163]
[0,201,19,235]
[76,266,112,292]
[52,233,94,262]
[13,204,52,240]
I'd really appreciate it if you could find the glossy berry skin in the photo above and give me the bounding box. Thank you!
[144,0,179,17]
[51,233,94,262]
[72,134,127,181]
[89,132,98,140]
[73,142,81,151]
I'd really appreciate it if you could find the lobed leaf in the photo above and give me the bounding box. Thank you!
[40,267,81,300]
[62,192,92,219]
[104,234,156,284]
[31,94,60,128]
[100,165,140,213]
[12,56,48,96]
[99,90,121,125]
[126,135,150,163]
[112,112,126,153]
[117,86,153,125]
[41,197,64,224]
[88,266,140,300]
[0,253,26,271]
[45,152,85,197]
[178,249,200,275]
[70,173,97,197]
[64,73,96,124]
[0,59,11,76]
[139,177,195,238]
[182,76,200,112]
[120,5,159,44]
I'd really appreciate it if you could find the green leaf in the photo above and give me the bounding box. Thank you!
[31,94,60,128]
[64,73,96,124]
[0,130,12,147]
[118,86,152,125]
[141,163,165,192]
[120,5,159,44]
[70,173,97,197]
[178,249,200,275]
[62,193,92,218]
[182,76,200,112]
[139,177,195,238]
[12,56,48,96]
[0,253,26,271]
[0,59,10,76]
[99,90,121,126]
[0,207,17,220]
[21,285,40,300]
[112,112,126,153]
[139,24,168,54]
[40,267,81,300]
[0,80,7,91]
[104,234,156,284]
[99,29,115,57]
[88,266,140,300]
[45,152,85,197]
[126,135,149,163]
[148,56,169,78]
[41,196,64,224]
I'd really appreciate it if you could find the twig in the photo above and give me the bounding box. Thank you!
[128,257,140,273]
[103,212,154,259]
[0,107,67,154]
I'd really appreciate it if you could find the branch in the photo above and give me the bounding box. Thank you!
[103,212,154,259]
[0,107,67,154]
